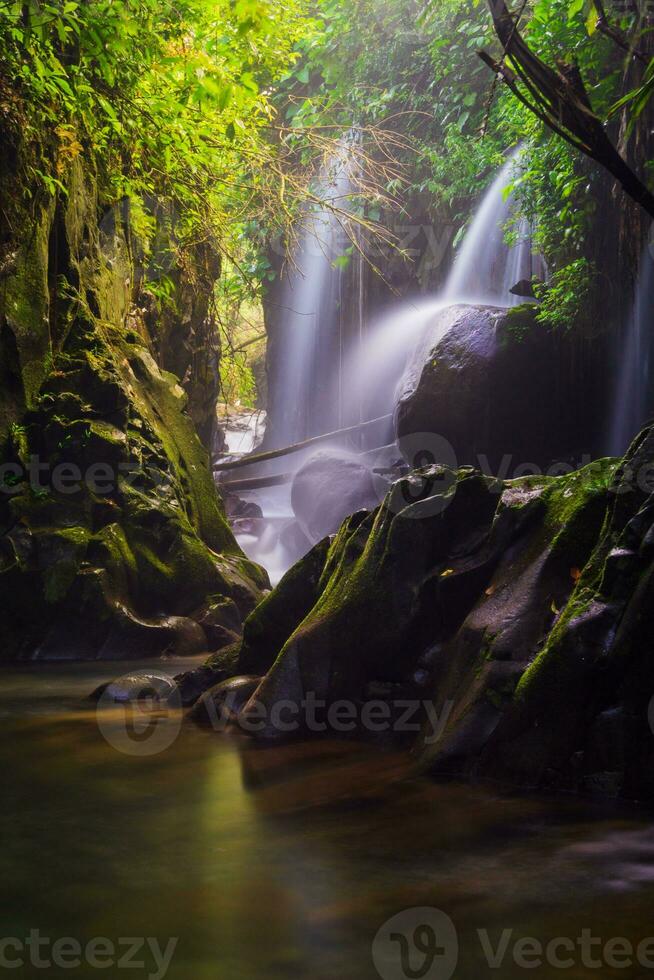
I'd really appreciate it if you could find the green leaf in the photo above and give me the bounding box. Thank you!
[567,0,584,20]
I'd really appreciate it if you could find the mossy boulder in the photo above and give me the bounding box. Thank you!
[237,534,331,675]
[419,458,617,777]
[231,423,654,800]
[241,467,509,739]
[468,427,654,799]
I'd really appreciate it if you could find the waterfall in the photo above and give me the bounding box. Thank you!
[267,150,361,449]
[269,146,544,449]
[608,249,654,455]
[340,148,545,429]
[222,145,546,582]
[444,148,545,306]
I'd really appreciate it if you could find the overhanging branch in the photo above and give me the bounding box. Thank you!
[480,0,654,218]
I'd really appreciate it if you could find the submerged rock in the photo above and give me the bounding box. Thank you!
[90,673,178,703]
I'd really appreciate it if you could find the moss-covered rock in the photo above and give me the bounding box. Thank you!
[0,148,267,660]
[206,437,654,805]
[469,428,654,799]
[232,424,654,799]
[238,534,331,675]
[241,466,508,739]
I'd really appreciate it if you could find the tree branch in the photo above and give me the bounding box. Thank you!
[591,0,648,65]
[480,0,654,218]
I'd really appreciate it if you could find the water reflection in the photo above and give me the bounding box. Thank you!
[2,663,654,978]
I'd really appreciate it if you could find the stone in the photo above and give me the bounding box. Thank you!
[290,450,382,543]
[395,303,589,475]
[190,675,262,727]
[237,535,331,676]
[90,672,178,703]
[509,278,539,298]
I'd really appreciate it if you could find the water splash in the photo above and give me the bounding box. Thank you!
[339,297,449,436]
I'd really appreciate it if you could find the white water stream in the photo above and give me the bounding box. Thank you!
[221,147,545,582]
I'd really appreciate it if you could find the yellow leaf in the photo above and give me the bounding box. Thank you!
[586,8,599,34]
[440,568,455,578]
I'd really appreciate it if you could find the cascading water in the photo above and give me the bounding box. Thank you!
[340,148,545,428]
[267,150,362,449]
[221,145,546,582]
[608,249,654,455]
[444,148,546,306]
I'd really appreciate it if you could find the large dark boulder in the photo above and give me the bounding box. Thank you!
[395,303,587,475]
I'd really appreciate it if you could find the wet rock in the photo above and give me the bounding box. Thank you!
[90,672,178,703]
[195,598,243,652]
[242,468,505,737]
[509,278,540,298]
[190,675,262,727]
[223,491,264,520]
[237,535,331,676]
[175,642,241,706]
[395,303,587,475]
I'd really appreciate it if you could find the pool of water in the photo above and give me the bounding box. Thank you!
[3,661,654,979]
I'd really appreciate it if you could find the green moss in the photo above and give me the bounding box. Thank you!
[0,199,54,435]
[509,461,618,702]
[542,458,616,537]
[497,303,539,345]
[0,161,266,660]
[41,526,91,603]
